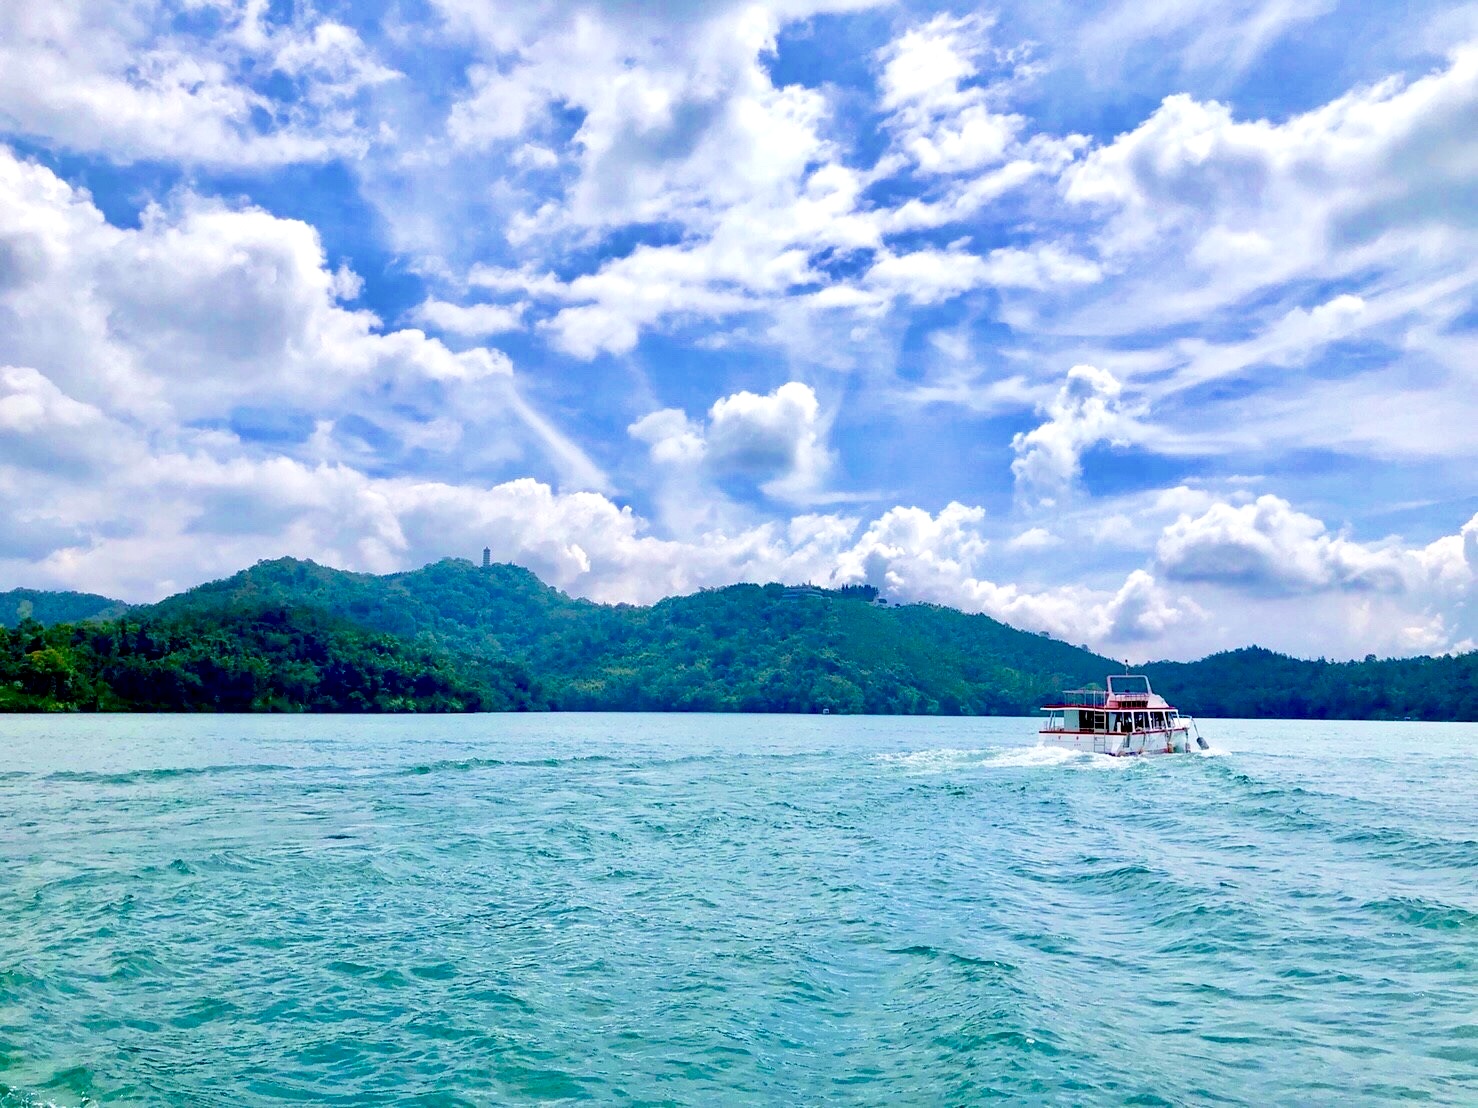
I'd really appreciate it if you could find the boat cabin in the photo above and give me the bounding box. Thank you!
[1040,674,1184,736]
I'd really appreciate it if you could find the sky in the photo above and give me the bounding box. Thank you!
[1,0,1476,662]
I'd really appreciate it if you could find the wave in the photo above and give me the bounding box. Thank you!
[1333,827,1478,869]
[42,763,295,785]
[392,747,850,778]
[396,756,509,776]
[1362,896,1478,931]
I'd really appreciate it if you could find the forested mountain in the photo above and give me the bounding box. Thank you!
[4,557,1475,718]
[1142,648,1478,722]
[0,605,541,713]
[141,557,1111,714]
[0,588,129,629]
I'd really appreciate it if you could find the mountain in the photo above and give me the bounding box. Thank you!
[0,588,129,629]
[5,556,1475,718]
[140,557,1114,714]
[145,556,588,660]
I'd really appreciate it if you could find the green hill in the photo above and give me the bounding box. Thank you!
[0,588,129,629]
[140,557,1114,714]
[147,556,590,659]
[1142,647,1478,722]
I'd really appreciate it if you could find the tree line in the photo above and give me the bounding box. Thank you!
[0,605,542,713]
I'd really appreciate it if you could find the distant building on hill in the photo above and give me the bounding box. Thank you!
[482,547,491,568]
[781,583,881,603]
[782,584,826,600]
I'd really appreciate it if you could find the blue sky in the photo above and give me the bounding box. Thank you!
[1,0,1476,660]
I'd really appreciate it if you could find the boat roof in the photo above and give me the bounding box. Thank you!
[1041,674,1175,711]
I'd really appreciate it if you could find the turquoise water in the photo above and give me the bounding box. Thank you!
[1,716,1475,1106]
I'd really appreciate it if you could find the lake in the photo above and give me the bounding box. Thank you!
[1,715,1475,1105]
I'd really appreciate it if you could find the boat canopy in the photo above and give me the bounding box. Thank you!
[1106,674,1151,697]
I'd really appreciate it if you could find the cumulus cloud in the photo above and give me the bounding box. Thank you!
[1103,569,1188,641]
[877,13,1025,176]
[0,148,507,417]
[1011,365,1129,506]
[1061,46,1478,327]
[0,143,603,494]
[1156,495,1407,595]
[819,502,1189,647]
[1147,502,1478,659]
[631,381,832,503]
[0,365,139,480]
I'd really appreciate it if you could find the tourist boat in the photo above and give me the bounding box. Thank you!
[1039,673,1207,756]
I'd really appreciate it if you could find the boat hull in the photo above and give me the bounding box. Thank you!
[1039,729,1200,757]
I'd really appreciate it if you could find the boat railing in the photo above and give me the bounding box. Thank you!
[1047,689,1108,708]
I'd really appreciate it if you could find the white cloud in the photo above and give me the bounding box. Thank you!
[378,4,1082,357]
[1011,365,1128,506]
[446,63,551,150]
[1104,569,1188,641]
[845,241,1101,311]
[631,381,832,503]
[977,245,1103,290]
[1061,46,1478,330]
[629,409,706,467]
[0,143,602,492]
[877,13,1026,176]
[0,1,395,166]
[1155,494,1449,596]
[862,248,991,305]
[411,298,526,337]
[1008,527,1061,550]
[824,502,1189,648]
[0,365,140,480]
[707,382,833,499]
[437,2,853,233]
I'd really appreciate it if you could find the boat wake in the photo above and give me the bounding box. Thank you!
[877,744,1133,774]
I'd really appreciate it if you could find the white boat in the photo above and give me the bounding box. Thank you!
[1039,673,1207,756]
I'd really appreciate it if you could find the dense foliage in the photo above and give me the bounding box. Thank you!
[0,605,542,713]
[6,557,1475,718]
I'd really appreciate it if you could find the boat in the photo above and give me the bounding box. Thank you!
[1039,673,1207,756]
